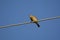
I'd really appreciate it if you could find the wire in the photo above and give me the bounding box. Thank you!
[0,16,60,28]
[38,16,60,22]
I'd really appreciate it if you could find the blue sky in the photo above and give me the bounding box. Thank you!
[0,0,60,40]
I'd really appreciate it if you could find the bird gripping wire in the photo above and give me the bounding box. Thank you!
[0,16,60,28]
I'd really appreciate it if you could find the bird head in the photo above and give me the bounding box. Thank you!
[29,14,33,17]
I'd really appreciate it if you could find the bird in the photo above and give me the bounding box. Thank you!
[29,14,40,27]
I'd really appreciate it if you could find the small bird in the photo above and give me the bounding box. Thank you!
[30,15,40,27]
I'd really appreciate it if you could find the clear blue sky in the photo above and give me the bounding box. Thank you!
[0,0,60,40]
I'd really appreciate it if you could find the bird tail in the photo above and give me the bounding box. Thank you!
[35,23,40,27]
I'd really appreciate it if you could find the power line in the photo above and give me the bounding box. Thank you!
[0,16,60,28]
[38,16,60,22]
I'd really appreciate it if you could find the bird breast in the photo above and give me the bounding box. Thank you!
[30,16,38,22]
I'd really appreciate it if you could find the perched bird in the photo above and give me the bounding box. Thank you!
[30,15,40,27]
